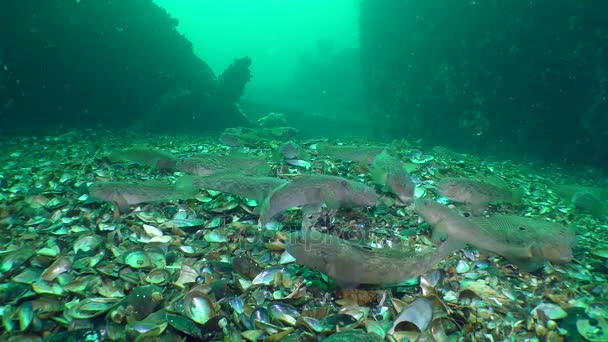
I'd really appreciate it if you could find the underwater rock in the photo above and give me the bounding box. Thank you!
[437,177,522,215]
[286,230,461,287]
[370,150,415,204]
[89,181,191,213]
[256,112,288,128]
[219,126,298,147]
[259,175,377,226]
[215,56,252,104]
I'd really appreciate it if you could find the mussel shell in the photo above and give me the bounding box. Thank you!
[183,287,217,325]
[268,303,300,326]
[41,256,73,281]
[166,313,203,338]
[250,307,271,328]
[388,298,433,335]
[123,250,152,269]
[66,297,120,319]
[145,268,173,285]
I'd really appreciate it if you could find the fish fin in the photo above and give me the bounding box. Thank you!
[431,229,449,241]
[467,203,487,216]
[483,175,509,188]
[114,199,130,214]
[370,167,387,187]
[175,175,199,198]
[511,187,525,205]
[301,204,322,230]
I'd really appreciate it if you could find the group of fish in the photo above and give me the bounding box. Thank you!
[90,142,581,288]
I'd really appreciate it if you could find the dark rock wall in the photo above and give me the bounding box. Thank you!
[360,0,608,166]
[0,0,248,133]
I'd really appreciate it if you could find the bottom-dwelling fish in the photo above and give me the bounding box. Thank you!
[286,230,461,288]
[89,181,192,213]
[176,174,287,204]
[258,175,377,227]
[106,146,178,170]
[414,198,575,272]
[370,150,416,204]
[437,177,522,215]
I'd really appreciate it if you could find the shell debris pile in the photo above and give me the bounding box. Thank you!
[0,130,606,341]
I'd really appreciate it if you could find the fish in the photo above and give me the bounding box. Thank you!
[570,191,607,218]
[259,175,377,226]
[176,174,287,203]
[414,199,575,271]
[436,177,522,215]
[315,143,386,164]
[89,181,192,213]
[107,147,178,170]
[278,141,307,160]
[550,182,608,218]
[370,150,416,204]
[176,153,270,177]
[286,230,461,288]
[470,214,576,269]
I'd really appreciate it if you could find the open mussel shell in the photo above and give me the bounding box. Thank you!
[73,234,103,254]
[250,306,271,329]
[116,284,164,322]
[125,320,168,340]
[0,247,35,273]
[388,297,433,337]
[145,267,173,285]
[268,302,300,326]
[183,285,218,325]
[66,297,120,319]
[41,256,73,281]
[428,317,461,341]
[122,250,153,269]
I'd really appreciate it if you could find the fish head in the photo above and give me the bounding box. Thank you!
[219,132,244,147]
[541,245,573,264]
[279,141,300,159]
[413,198,444,225]
[155,158,177,170]
[89,182,119,201]
[386,173,415,204]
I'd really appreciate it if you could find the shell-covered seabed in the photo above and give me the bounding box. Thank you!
[1,130,606,342]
